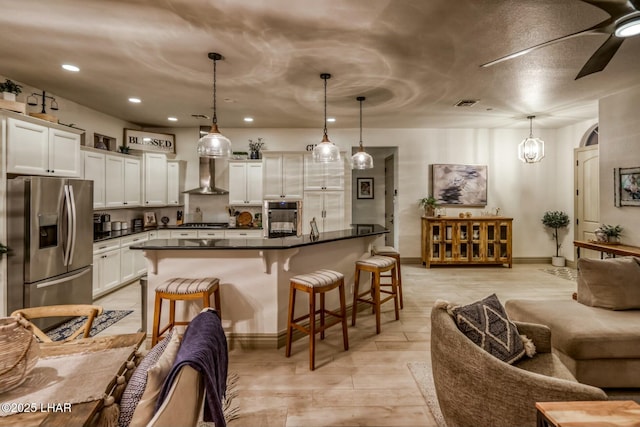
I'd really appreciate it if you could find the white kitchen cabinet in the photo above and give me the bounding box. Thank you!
[225,229,263,239]
[304,154,345,191]
[143,153,167,206]
[83,151,106,209]
[167,160,181,205]
[149,229,171,239]
[105,155,124,208]
[123,157,141,206]
[263,152,304,199]
[93,240,121,297]
[197,230,226,238]
[120,232,149,282]
[303,191,345,234]
[6,117,81,177]
[229,160,263,205]
[170,230,198,239]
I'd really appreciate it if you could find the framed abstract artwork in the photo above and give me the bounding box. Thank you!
[431,164,487,207]
[614,166,640,206]
[357,178,374,199]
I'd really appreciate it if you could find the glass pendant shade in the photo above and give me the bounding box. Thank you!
[351,96,373,169]
[198,52,231,158]
[313,73,341,163]
[518,115,545,163]
[197,123,232,158]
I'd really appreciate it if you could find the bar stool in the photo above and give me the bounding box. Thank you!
[285,269,349,371]
[352,256,400,334]
[372,245,403,309]
[151,277,221,346]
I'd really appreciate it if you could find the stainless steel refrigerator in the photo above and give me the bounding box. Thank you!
[7,176,93,329]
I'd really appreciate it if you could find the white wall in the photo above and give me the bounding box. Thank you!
[599,84,640,246]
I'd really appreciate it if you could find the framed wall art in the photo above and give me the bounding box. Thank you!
[144,211,157,227]
[614,166,640,206]
[124,129,175,154]
[357,177,374,199]
[431,164,487,207]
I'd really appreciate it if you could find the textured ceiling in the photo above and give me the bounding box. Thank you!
[1,0,639,129]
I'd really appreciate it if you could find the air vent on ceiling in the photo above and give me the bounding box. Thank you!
[191,114,210,119]
[454,99,478,107]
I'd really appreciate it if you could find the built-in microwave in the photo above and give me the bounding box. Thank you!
[264,200,302,238]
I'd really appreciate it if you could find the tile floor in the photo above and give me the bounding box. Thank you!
[95,263,577,427]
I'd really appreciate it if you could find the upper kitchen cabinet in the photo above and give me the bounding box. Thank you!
[167,160,183,205]
[6,116,81,177]
[142,153,167,206]
[83,150,106,209]
[123,157,141,206]
[263,152,304,200]
[228,160,263,205]
[82,148,140,209]
[303,154,345,191]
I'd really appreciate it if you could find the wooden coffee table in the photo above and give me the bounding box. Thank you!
[536,400,640,427]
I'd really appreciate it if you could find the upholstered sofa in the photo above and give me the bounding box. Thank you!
[431,301,606,427]
[506,256,640,388]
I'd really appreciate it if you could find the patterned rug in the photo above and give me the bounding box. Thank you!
[46,310,133,341]
[540,267,578,281]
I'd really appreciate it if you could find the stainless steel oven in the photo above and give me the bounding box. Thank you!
[264,200,302,238]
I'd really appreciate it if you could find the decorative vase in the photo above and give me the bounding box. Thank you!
[249,151,261,160]
[551,256,566,267]
[0,316,40,393]
[2,92,16,102]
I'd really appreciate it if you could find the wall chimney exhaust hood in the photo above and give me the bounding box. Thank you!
[183,157,228,195]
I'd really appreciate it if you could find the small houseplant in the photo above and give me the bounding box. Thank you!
[595,224,623,244]
[541,210,570,266]
[419,196,439,217]
[248,138,265,159]
[0,79,22,101]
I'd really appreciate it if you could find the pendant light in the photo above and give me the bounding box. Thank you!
[312,73,341,163]
[351,96,374,169]
[197,52,232,158]
[518,115,545,163]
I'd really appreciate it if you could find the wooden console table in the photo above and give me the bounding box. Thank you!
[421,216,512,268]
[536,400,640,427]
[574,240,640,259]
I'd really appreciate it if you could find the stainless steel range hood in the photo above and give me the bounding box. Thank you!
[183,157,228,195]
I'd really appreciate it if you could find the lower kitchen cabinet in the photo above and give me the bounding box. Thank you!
[120,233,149,282]
[93,240,121,297]
[149,229,171,239]
[170,230,198,239]
[225,229,263,238]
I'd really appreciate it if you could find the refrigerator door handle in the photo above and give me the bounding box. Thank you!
[34,266,91,289]
[63,184,73,266]
[68,184,77,266]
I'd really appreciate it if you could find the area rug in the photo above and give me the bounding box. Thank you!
[46,310,133,341]
[408,362,446,427]
[540,267,578,281]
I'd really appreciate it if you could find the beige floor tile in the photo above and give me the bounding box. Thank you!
[286,405,435,427]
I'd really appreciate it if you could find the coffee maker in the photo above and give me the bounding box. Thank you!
[94,213,112,233]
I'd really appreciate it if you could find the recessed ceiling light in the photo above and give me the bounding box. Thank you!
[243,117,254,122]
[168,117,178,122]
[62,64,80,72]
[128,97,141,103]
[327,117,336,123]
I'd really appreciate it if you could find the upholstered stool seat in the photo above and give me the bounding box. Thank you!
[372,245,404,309]
[152,277,221,346]
[285,269,349,370]
[352,255,400,334]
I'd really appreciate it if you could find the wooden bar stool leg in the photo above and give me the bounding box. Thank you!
[395,256,404,309]
[309,289,316,371]
[339,278,349,351]
[320,291,326,340]
[285,285,295,358]
[374,271,381,334]
[370,272,376,314]
[352,267,361,326]
[202,290,211,309]
[391,265,400,320]
[214,287,222,318]
[152,292,162,346]
[169,299,176,333]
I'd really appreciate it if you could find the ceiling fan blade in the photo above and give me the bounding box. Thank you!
[580,0,637,18]
[575,34,624,79]
[481,27,602,68]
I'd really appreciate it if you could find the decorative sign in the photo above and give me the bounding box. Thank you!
[124,129,175,154]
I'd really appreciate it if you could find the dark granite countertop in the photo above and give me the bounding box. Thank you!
[130,224,387,250]
[93,225,263,243]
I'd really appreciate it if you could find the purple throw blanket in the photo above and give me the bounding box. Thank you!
[155,309,228,426]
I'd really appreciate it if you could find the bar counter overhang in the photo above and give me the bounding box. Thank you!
[131,225,387,348]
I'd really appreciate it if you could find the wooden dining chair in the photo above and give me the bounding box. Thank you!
[11,304,104,342]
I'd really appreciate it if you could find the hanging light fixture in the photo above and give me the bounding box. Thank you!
[197,52,232,158]
[351,96,374,170]
[518,115,545,163]
[312,73,341,163]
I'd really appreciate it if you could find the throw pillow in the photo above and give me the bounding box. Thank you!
[118,329,174,427]
[451,293,525,364]
[577,256,640,310]
[128,330,181,427]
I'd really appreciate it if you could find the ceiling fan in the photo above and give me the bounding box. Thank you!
[481,0,640,79]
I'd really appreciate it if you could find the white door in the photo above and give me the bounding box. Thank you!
[166,160,180,205]
[6,118,49,175]
[48,128,81,177]
[282,153,304,198]
[83,151,106,209]
[575,146,600,259]
[322,191,345,232]
[124,158,141,206]
[263,154,284,199]
[228,162,248,204]
[303,191,324,234]
[105,155,125,208]
[144,153,167,205]
[246,162,264,204]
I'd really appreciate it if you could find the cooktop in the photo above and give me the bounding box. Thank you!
[178,223,229,229]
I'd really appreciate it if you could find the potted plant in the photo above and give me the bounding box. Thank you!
[419,196,438,217]
[596,224,623,244]
[248,137,265,159]
[0,79,23,101]
[541,210,570,267]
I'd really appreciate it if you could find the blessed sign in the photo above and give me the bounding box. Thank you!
[124,129,175,154]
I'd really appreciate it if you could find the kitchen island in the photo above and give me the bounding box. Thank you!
[131,225,387,348]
